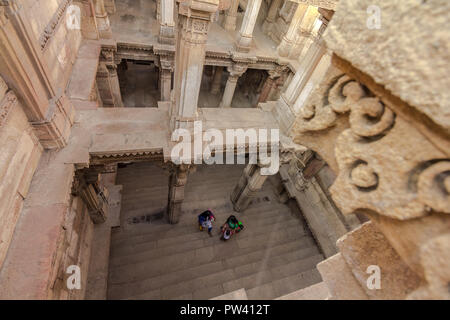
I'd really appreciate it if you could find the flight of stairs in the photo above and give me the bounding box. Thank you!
[107,162,324,299]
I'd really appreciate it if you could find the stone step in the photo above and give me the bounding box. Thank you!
[110,216,309,266]
[113,202,294,243]
[222,255,323,295]
[117,248,322,299]
[108,224,308,284]
[245,268,323,300]
[108,239,317,299]
[275,281,330,300]
[112,201,293,242]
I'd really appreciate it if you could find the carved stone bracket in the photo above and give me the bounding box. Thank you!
[293,63,449,221]
[72,167,109,224]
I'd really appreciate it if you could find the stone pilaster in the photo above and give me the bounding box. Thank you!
[0,3,74,149]
[94,0,113,39]
[159,0,175,45]
[159,61,173,101]
[219,64,247,108]
[167,164,190,224]
[223,0,240,31]
[107,64,124,107]
[231,161,270,212]
[210,66,224,94]
[262,0,283,33]
[171,0,219,131]
[235,0,262,53]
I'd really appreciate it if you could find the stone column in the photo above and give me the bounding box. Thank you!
[277,3,308,57]
[167,164,190,224]
[171,0,219,131]
[210,66,224,94]
[108,64,124,107]
[159,0,175,44]
[223,0,240,31]
[235,0,263,52]
[231,162,270,212]
[274,40,326,133]
[292,51,331,114]
[257,69,281,104]
[262,0,284,33]
[219,64,247,108]
[290,11,322,59]
[94,0,113,39]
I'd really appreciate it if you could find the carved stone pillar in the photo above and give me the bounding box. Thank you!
[219,64,247,108]
[94,0,113,39]
[262,0,283,33]
[107,64,124,107]
[72,169,109,224]
[159,0,175,45]
[291,51,331,115]
[210,66,224,95]
[231,162,270,212]
[171,0,219,131]
[275,40,326,132]
[97,60,124,107]
[277,3,308,57]
[223,0,239,31]
[167,164,190,224]
[257,69,282,104]
[235,0,263,52]
[0,3,74,149]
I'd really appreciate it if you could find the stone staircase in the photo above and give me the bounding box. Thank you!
[107,162,324,299]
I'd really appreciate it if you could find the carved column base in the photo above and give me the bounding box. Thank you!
[235,34,253,53]
[277,36,293,57]
[231,163,269,212]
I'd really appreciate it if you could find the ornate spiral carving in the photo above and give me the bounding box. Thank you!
[416,161,450,214]
[328,76,366,113]
[350,160,379,191]
[349,97,395,139]
[301,104,316,120]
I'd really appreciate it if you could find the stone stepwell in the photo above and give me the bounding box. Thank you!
[107,162,324,299]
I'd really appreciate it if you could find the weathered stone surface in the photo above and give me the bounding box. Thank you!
[336,221,424,299]
[324,0,450,132]
[317,253,367,300]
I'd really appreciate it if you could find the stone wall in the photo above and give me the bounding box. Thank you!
[0,77,43,271]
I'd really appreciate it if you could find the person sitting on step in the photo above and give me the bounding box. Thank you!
[220,215,244,238]
[198,209,215,237]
